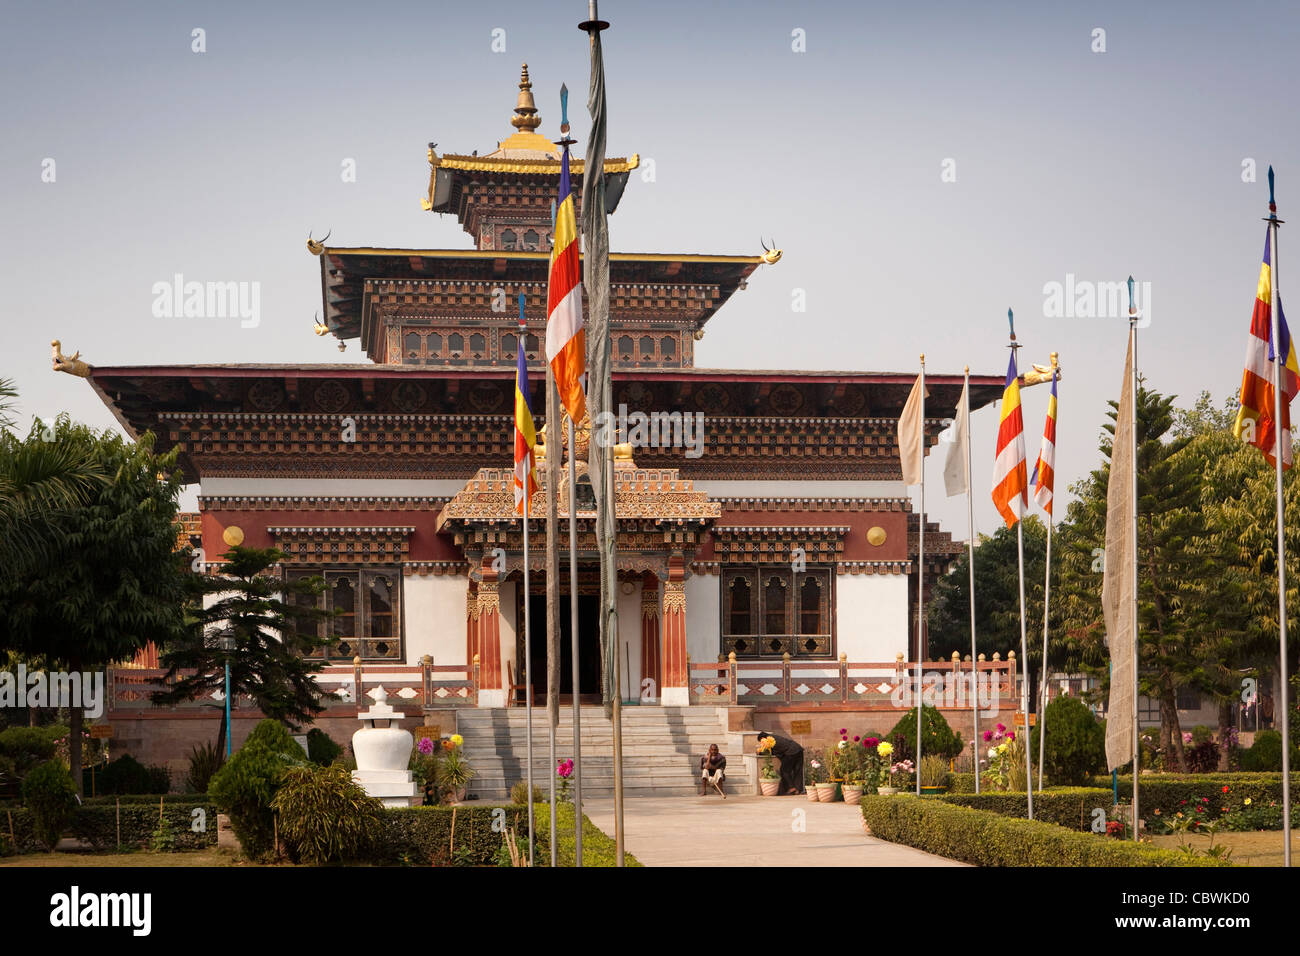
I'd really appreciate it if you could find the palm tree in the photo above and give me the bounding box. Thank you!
[0,383,106,578]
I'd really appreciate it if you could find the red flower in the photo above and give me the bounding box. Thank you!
[1221,785,1230,793]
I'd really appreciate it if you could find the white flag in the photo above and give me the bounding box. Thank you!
[943,381,969,497]
[898,374,927,486]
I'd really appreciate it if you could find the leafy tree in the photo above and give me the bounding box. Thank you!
[1053,384,1203,770]
[153,546,334,756]
[0,415,190,794]
[1028,694,1105,785]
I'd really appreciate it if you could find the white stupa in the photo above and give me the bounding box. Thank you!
[351,686,418,808]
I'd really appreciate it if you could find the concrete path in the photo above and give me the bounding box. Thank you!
[580,794,966,867]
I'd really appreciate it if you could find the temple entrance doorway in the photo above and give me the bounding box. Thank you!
[522,591,602,705]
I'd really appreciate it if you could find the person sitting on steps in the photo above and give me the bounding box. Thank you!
[699,743,727,798]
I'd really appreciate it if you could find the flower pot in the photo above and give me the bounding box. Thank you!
[877,786,899,796]
[759,778,780,796]
[920,785,947,795]
[816,783,835,803]
[806,785,820,801]
[842,785,863,805]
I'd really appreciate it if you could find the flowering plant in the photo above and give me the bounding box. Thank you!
[757,736,778,780]
[979,723,1018,791]
[889,759,914,788]
[556,757,575,801]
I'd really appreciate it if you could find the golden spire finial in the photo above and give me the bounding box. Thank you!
[511,63,541,132]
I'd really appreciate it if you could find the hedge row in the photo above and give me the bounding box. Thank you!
[938,788,1114,832]
[1,802,218,854]
[860,795,1232,867]
[1091,773,1298,823]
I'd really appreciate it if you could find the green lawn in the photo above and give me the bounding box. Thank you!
[1149,830,1300,867]
[0,848,251,867]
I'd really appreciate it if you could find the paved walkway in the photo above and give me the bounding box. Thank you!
[581,794,965,867]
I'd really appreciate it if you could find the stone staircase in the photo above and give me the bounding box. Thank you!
[456,706,750,800]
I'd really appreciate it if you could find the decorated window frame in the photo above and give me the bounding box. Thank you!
[721,566,833,659]
[285,567,404,662]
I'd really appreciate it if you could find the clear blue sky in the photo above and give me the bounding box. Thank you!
[2,0,1296,535]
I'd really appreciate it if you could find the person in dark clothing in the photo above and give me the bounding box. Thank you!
[758,731,805,794]
[699,743,727,797]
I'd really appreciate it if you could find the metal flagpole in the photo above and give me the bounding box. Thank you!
[1009,313,1034,820]
[915,354,925,795]
[1127,277,1141,840]
[963,366,980,794]
[1264,167,1291,867]
[567,414,582,865]
[545,362,561,868]
[1037,356,1058,793]
[519,302,536,868]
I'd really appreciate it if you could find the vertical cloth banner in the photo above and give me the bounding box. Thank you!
[1031,373,1058,514]
[547,145,587,423]
[991,355,1028,527]
[1103,335,1137,771]
[514,327,539,515]
[943,380,969,497]
[582,21,617,716]
[898,374,927,486]
[1233,227,1299,469]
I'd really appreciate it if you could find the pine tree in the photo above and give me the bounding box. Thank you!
[153,547,335,756]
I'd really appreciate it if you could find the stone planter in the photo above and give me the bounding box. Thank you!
[759,778,780,796]
[877,786,899,796]
[816,783,835,803]
[842,785,863,805]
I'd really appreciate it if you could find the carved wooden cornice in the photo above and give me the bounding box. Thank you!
[267,525,415,564]
[710,525,849,564]
[201,495,451,512]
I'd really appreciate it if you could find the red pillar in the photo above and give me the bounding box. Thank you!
[661,555,689,707]
[477,570,503,697]
[640,573,661,700]
[466,581,478,668]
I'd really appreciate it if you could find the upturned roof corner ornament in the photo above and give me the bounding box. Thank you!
[307,229,331,256]
[1021,355,1062,387]
[759,237,782,265]
[51,340,90,378]
[312,311,329,336]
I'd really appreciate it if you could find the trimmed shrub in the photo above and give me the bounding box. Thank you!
[940,787,1114,831]
[948,772,977,793]
[886,706,964,763]
[271,764,384,864]
[1094,772,1298,825]
[207,719,306,860]
[1239,731,1283,772]
[1029,696,1105,786]
[4,802,218,853]
[306,728,343,767]
[860,795,1232,867]
[96,754,171,795]
[511,781,544,805]
[185,741,224,794]
[21,760,78,851]
[377,805,534,866]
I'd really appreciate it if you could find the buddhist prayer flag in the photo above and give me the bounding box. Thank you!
[546,146,587,423]
[991,354,1028,527]
[513,332,539,516]
[897,373,927,486]
[1103,334,1137,771]
[1233,227,1299,469]
[943,380,970,497]
[1030,373,1058,515]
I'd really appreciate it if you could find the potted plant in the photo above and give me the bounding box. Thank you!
[805,751,823,801]
[435,734,474,803]
[875,740,899,795]
[889,758,914,792]
[757,735,780,796]
[919,754,949,794]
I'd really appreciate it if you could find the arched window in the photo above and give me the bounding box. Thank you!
[764,575,787,636]
[523,229,540,251]
[800,577,822,634]
[729,576,752,635]
[500,229,517,250]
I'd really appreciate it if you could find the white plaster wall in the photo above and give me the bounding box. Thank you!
[617,587,642,699]
[498,580,517,688]
[686,575,720,664]
[836,574,908,662]
[692,480,906,499]
[403,575,469,665]
[200,477,466,497]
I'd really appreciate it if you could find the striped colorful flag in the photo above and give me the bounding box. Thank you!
[1233,227,1299,469]
[1030,372,1058,515]
[545,145,587,423]
[513,325,539,516]
[991,352,1029,527]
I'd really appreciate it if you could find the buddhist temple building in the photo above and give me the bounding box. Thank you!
[64,66,1017,771]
